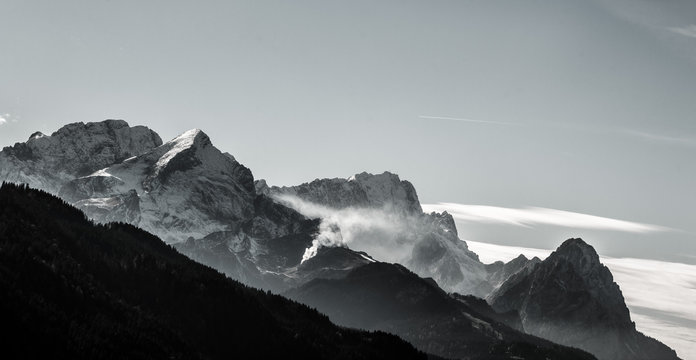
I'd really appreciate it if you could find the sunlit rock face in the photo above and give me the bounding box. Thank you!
[60,128,257,243]
[488,238,680,360]
[0,120,162,194]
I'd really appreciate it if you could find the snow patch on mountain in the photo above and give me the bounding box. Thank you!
[60,128,256,243]
[154,128,202,172]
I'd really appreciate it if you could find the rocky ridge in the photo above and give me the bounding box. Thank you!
[488,238,680,360]
[0,120,162,193]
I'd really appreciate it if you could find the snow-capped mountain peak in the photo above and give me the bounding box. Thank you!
[155,128,209,171]
[0,119,162,193]
[58,127,256,243]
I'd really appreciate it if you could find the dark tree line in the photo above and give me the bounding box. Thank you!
[0,182,426,360]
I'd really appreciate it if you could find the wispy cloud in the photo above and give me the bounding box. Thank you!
[669,24,696,39]
[418,115,518,126]
[423,203,670,233]
[272,194,426,263]
[466,240,696,359]
[622,129,696,147]
[0,113,18,125]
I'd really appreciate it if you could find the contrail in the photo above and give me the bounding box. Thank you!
[418,115,518,126]
[621,129,696,147]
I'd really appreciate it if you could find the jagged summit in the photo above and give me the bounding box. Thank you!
[548,238,603,277]
[556,237,593,253]
[484,252,541,293]
[489,238,679,360]
[260,171,422,214]
[58,127,256,243]
[347,170,400,183]
[515,253,529,260]
[0,119,162,193]
[165,128,210,148]
[348,171,423,213]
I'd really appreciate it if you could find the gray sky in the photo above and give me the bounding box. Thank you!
[1,0,695,263]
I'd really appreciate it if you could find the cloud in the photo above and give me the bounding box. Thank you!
[418,115,518,126]
[422,203,670,233]
[273,194,424,263]
[622,129,696,147]
[0,113,18,125]
[466,240,696,360]
[669,24,696,39]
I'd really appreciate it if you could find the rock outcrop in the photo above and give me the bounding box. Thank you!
[489,238,680,360]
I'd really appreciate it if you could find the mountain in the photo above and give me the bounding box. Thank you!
[0,119,162,194]
[0,122,511,296]
[59,128,257,242]
[0,120,347,292]
[259,172,491,296]
[257,171,423,215]
[0,182,427,360]
[488,238,680,360]
[286,261,596,360]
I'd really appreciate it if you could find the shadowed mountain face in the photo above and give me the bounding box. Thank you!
[286,261,597,360]
[489,238,680,360]
[0,183,426,360]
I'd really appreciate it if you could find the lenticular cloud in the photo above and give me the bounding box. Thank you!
[423,203,669,233]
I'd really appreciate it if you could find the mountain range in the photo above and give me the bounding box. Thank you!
[0,120,681,359]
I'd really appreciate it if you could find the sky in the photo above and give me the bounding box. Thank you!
[1,1,695,257]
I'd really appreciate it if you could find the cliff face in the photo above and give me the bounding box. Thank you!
[0,120,162,193]
[59,128,257,243]
[489,238,680,360]
[258,171,423,215]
